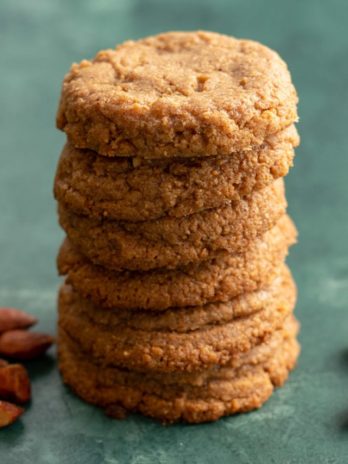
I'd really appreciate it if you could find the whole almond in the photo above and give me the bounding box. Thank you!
[0,330,54,360]
[0,364,31,404]
[0,400,24,428]
[0,308,37,334]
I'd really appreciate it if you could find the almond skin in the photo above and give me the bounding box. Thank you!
[0,400,24,428]
[0,308,37,334]
[0,364,31,403]
[0,330,54,360]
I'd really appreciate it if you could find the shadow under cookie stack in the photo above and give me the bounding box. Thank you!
[54,31,300,424]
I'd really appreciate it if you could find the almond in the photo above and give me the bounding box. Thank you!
[0,308,37,334]
[0,400,24,428]
[0,358,8,368]
[0,330,54,360]
[0,364,31,403]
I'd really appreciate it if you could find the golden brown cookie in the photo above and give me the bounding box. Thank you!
[59,264,293,332]
[57,180,286,271]
[58,266,296,372]
[58,318,300,423]
[59,316,299,388]
[56,31,298,158]
[57,215,297,310]
[54,127,298,222]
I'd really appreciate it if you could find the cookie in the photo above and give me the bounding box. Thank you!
[58,319,300,423]
[54,126,298,222]
[59,264,293,333]
[58,266,296,372]
[57,179,286,271]
[59,315,299,386]
[57,215,297,310]
[56,31,298,158]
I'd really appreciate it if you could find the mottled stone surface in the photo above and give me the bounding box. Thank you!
[1,0,348,462]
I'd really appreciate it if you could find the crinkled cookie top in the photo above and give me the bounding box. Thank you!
[57,31,298,158]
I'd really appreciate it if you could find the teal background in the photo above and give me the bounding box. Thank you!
[1,0,348,462]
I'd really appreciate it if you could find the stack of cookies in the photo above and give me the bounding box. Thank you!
[54,31,300,423]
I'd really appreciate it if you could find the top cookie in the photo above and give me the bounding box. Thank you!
[57,31,298,158]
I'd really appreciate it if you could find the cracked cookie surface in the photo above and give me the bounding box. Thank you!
[54,126,298,221]
[58,317,300,423]
[57,265,293,332]
[58,265,296,372]
[58,179,286,271]
[57,31,298,158]
[57,215,297,310]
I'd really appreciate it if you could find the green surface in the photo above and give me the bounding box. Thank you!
[1,0,348,462]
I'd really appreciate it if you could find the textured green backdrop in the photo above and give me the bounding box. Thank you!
[1,0,348,462]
